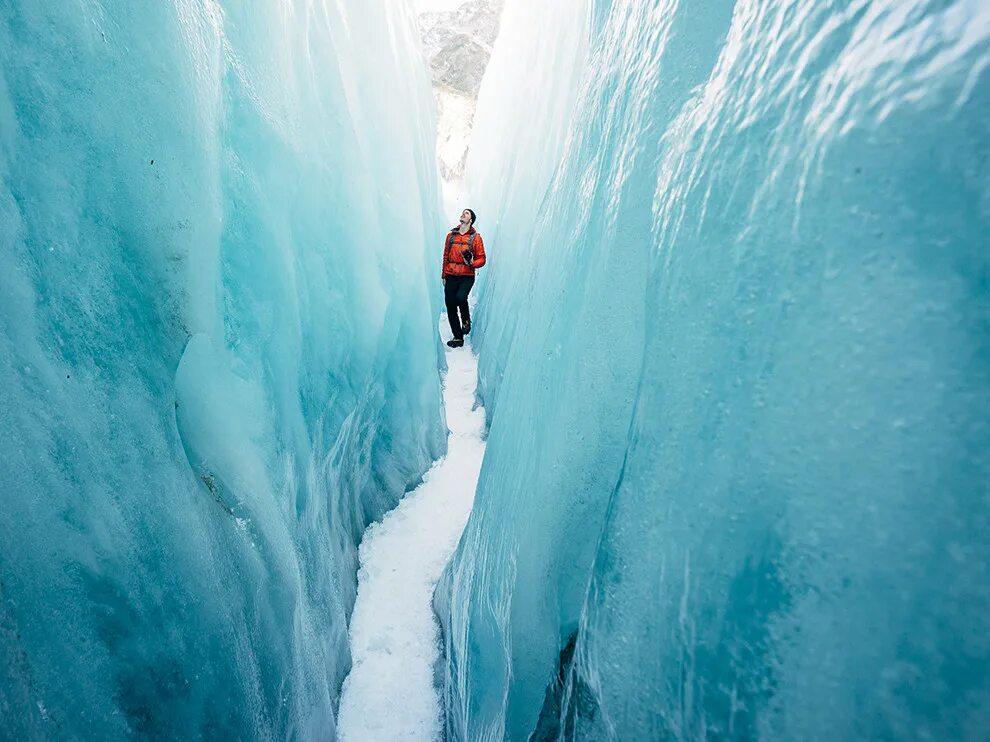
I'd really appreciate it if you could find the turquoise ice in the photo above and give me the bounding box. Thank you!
[436,0,990,739]
[0,1,444,737]
[2,0,989,739]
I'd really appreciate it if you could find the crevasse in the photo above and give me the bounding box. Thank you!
[3,0,990,739]
[0,1,444,737]
[436,0,990,739]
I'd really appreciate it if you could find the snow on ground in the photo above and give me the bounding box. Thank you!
[337,336,485,741]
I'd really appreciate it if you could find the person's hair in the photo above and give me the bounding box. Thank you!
[466,208,477,225]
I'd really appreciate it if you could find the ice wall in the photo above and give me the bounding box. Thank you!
[0,1,443,737]
[438,0,990,738]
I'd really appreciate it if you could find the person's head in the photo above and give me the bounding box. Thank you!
[459,208,477,227]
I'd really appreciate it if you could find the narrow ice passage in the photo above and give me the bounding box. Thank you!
[336,340,485,741]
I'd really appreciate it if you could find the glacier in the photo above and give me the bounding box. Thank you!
[0,0,445,738]
[437,0,990,740]
[3,0,990,738]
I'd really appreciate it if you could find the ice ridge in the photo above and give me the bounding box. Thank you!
[0,1,444,737]
[437,0,990,739]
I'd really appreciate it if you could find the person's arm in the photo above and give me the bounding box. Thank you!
[471,234,486,269]
[441,234,448,278]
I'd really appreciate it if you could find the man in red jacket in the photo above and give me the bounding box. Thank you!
[442,208,486,348]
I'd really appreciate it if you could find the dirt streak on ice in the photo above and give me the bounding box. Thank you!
[337,340,485,741]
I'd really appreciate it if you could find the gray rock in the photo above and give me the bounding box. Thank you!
[419,0,505,96]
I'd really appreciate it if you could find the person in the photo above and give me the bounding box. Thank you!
[442,208,486,348]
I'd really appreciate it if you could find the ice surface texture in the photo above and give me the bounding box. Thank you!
[0,1,443,737]
[438,0,990,739]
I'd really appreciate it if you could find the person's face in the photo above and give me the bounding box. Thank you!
[459,210,472,226]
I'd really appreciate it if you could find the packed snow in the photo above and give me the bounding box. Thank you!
[337,337,485,741]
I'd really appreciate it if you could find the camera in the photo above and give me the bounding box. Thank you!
[463,248,474,266]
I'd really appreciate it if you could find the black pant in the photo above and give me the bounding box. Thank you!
[444,275,475,339]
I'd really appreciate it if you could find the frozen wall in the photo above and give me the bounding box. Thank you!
[437,0,990,739]
[0,1,443,737]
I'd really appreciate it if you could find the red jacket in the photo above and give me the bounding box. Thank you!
[442,227,486,277]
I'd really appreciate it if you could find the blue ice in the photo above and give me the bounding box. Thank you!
[3,0,989,739]
[0,1,444,737]
[437,0,990,739]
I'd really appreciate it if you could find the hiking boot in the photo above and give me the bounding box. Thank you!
[462,318,471,334]
[446,338,464,348]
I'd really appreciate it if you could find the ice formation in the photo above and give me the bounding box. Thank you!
[0,1,444,737]
[3,0,989,738]
[437,0,990,739]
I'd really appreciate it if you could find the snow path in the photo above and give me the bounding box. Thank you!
[337,341,485,741]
